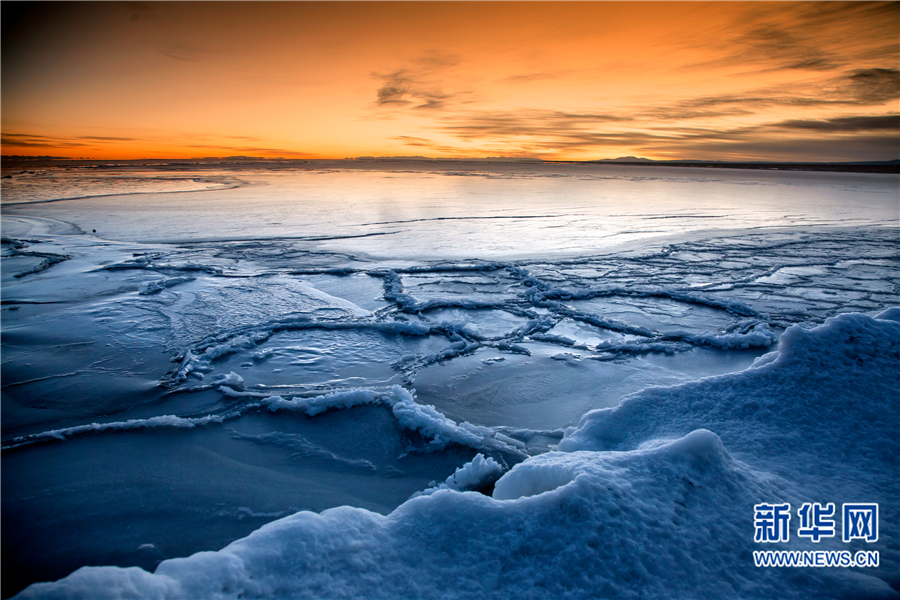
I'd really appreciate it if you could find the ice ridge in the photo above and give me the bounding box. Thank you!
[15,311,899,600]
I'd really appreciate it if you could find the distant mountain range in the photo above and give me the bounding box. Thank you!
[2,155,897,173]
[592,156,900,166]
[595,156,655,162]
[579,157,900,173]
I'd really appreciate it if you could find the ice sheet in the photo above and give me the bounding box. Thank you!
[2,163,898,598]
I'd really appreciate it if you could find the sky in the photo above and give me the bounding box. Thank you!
[2,1,898,162]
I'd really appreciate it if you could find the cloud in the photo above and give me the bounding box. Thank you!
[78,135,139,141]
[373,51,467,111]
[392,136,432,147]
[375,70,413,105]
[422,107,899,162]
[374,69,450,109]
[2,133,92,148]
[840,68,900,103]
[441,110,631,141]
[679,95,851,110]
[732,24,840,72]
[2,132,139,148]
[1,132,314,158]
[181,143,315,157]
[502,71,572,83]
[391,135,477,156]
[770,115,900,133]
[414,95,451,110]
[639,108,755,121]
[684,1,898,74]
[676,68,899,114]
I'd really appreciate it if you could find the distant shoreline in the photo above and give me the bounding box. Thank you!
[561,160,900,174]
[2,156,898,175]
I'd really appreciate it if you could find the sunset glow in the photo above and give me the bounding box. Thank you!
[2,1,898,161]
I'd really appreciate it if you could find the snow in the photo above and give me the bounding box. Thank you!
[14,312,900,599]
[415,453,504,496]
[2,414,227,451]
[261,386,525,458]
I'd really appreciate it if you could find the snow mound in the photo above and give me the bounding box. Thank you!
[14,312,900,600]
[416,453,504,496]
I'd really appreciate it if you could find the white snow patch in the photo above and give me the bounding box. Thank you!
[414,453,504,497]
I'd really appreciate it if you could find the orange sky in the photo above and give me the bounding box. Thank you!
[2,1,898,161]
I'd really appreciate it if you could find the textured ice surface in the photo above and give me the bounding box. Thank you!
[2,163,898,598]
[0,168,235,205]
[14,314,900,600]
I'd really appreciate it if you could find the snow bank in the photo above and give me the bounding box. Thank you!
[15,312,900,600]
[559,312,899,466]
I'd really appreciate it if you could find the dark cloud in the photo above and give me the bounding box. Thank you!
[391,136,476,156]
[841,68,900,103]
[2,132,138,148]
[77,135,139,141]
[680,95,852,109]
[786,1,899,32]
[2,132,91,148]
[441,110,631,142]
[732,24,841,72]
[2,138,81,149]
[392,136,432,147]
[771,115,900,132]
[685,1,898,74]
[782,58,839,71]
[1,132,310,158]
[414,95,450,110]
[677,68,899,114]
[373,51,466,111]
[375,70,413,105]
[374,69,452,109]
[428,109,899,162]
[3,132,52,139]
[639,108,755,121]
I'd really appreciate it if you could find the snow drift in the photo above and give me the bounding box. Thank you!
[15,310,899,599]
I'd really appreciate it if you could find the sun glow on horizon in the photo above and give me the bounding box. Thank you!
[2,1,898,162]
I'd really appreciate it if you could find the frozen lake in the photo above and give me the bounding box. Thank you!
[2,161,898,599]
